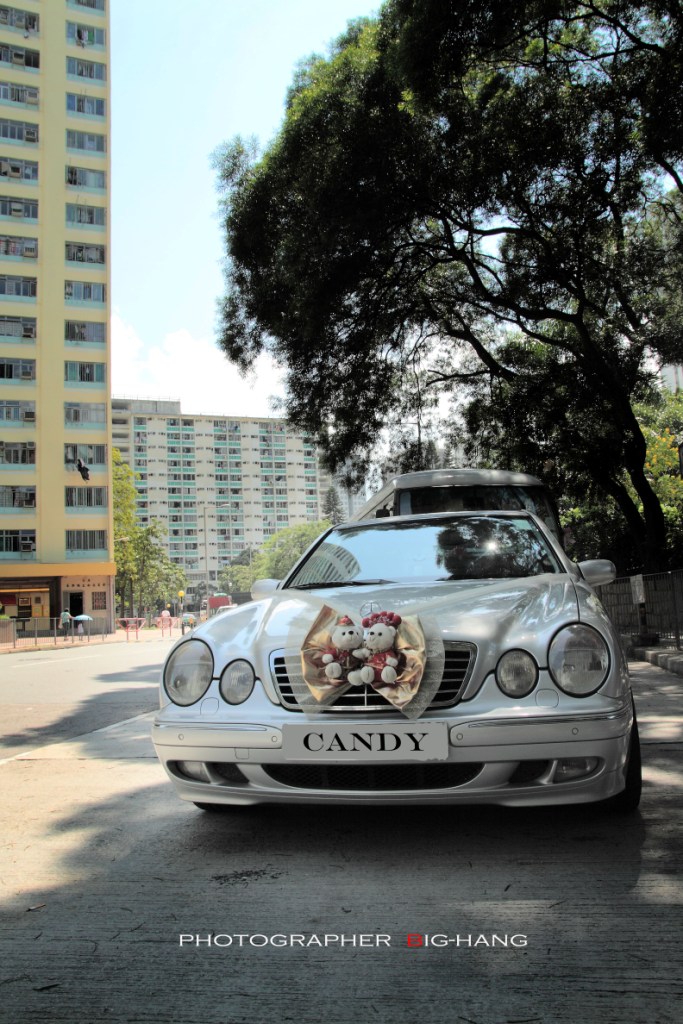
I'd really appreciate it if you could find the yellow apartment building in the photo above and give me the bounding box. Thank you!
[0,0,114,629]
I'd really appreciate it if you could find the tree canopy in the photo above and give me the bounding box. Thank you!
[217,0,683,570]
[321,486,345,524]
[112,450,186,616]
[218,521,330,594]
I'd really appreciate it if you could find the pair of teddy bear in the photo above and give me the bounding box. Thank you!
[321,611,404,688]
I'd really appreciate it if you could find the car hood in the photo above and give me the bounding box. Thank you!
[195,575,579,665]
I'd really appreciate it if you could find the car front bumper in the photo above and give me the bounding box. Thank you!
[151,697,634,808]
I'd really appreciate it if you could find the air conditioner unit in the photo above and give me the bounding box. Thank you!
[10,202,24,216]
[22,323,36,338]
[11,51,25,66]
[20,542,35,552]
[24,127,38,143]
[0,161,9,175]
[22,242,37,258]
[20,368,33,379]
[26,441,35,449]
[25,89,39,105]
[9,163,22,178]
[22,409,35,421]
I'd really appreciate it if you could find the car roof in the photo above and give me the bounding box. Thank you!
[332,509,539,530]
[381,468,544,488]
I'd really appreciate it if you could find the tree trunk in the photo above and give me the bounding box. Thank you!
[627,463,669,571]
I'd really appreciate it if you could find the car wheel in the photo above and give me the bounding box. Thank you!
[193,802,230,812]
[605,705,642,813]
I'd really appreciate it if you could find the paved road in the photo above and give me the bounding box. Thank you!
[0,637,171,760]
[0,651,681,1024]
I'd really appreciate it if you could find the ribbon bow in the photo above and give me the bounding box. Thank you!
[299,605,439,718]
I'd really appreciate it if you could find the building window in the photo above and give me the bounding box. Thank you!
[0,6,39,32]
[0,117,38,143]
[65,242,105,264]
[66,56,106,81]
[64,361,105,383]
[73,0,106,11]
[65,485,107,508]
[0,273,36,297]
[66,129,106,153]
[0,234,36,258]
[66,529,107,552]
[0,315,34,339]
[0,156,37,181]
[0,44,39,69]
[0,528,35,553]
[64,320,105,344]
[0,357,34,379]
[0,400,34,422]
[0,440,34,464]
[65,165,105,189]
[66,203,105,227]
[0,195,37,219]
[64,442,107,467]
[0,81,38,105]
[65,280,106,303]
[66,22,105,48]
[91,590,107,610]
[64,402,106,426]
[0,484,35,507]
[66,93,105,117]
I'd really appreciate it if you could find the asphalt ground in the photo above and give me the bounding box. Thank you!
[0,655,681,1024]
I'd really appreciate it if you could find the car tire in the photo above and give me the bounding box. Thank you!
[604,704,642,813]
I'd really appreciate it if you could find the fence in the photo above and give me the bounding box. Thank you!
[0,616,110,649]
[598,570,683,649]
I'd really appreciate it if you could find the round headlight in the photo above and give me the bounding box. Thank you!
[549,624,609,696]
[164,640,214,706]
[496,649,538,697]
[219,659,255,705]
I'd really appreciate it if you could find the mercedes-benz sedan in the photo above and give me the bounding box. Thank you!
[152,511,641,812]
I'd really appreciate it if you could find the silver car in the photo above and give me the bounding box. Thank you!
[152,511,641,812]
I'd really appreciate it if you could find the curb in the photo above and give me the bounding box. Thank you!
[630,645,683,677]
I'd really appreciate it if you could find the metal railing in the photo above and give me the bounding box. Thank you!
[598,570,683,648]
[0,616,110,649]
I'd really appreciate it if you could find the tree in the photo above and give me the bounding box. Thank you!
[131,520,186,618]
[112,450,186,616]
[217,2,683,569]
[112,448,138,615]
[218,521,330,594]
[465,382,683,572]
[321,486,345,524]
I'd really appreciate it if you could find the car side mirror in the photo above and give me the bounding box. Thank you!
[577,559,617,587]
[250,578,280,600]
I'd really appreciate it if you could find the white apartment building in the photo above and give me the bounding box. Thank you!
[111,398,334,594]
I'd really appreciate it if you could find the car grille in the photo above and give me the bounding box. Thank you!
[270,641,476,713]
[262,762,484,791]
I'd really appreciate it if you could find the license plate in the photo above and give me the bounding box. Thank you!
[282,722,448,762]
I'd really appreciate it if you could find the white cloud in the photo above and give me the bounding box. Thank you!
[111,312,286,417]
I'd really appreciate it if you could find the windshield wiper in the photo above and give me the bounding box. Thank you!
[289,578,396,590]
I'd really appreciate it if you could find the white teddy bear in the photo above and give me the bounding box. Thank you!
[321,616,365,683]
[354,611,403,687]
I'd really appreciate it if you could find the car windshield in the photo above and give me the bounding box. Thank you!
[287,514,562,587]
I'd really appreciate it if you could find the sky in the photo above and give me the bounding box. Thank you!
[110,0,379,417]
